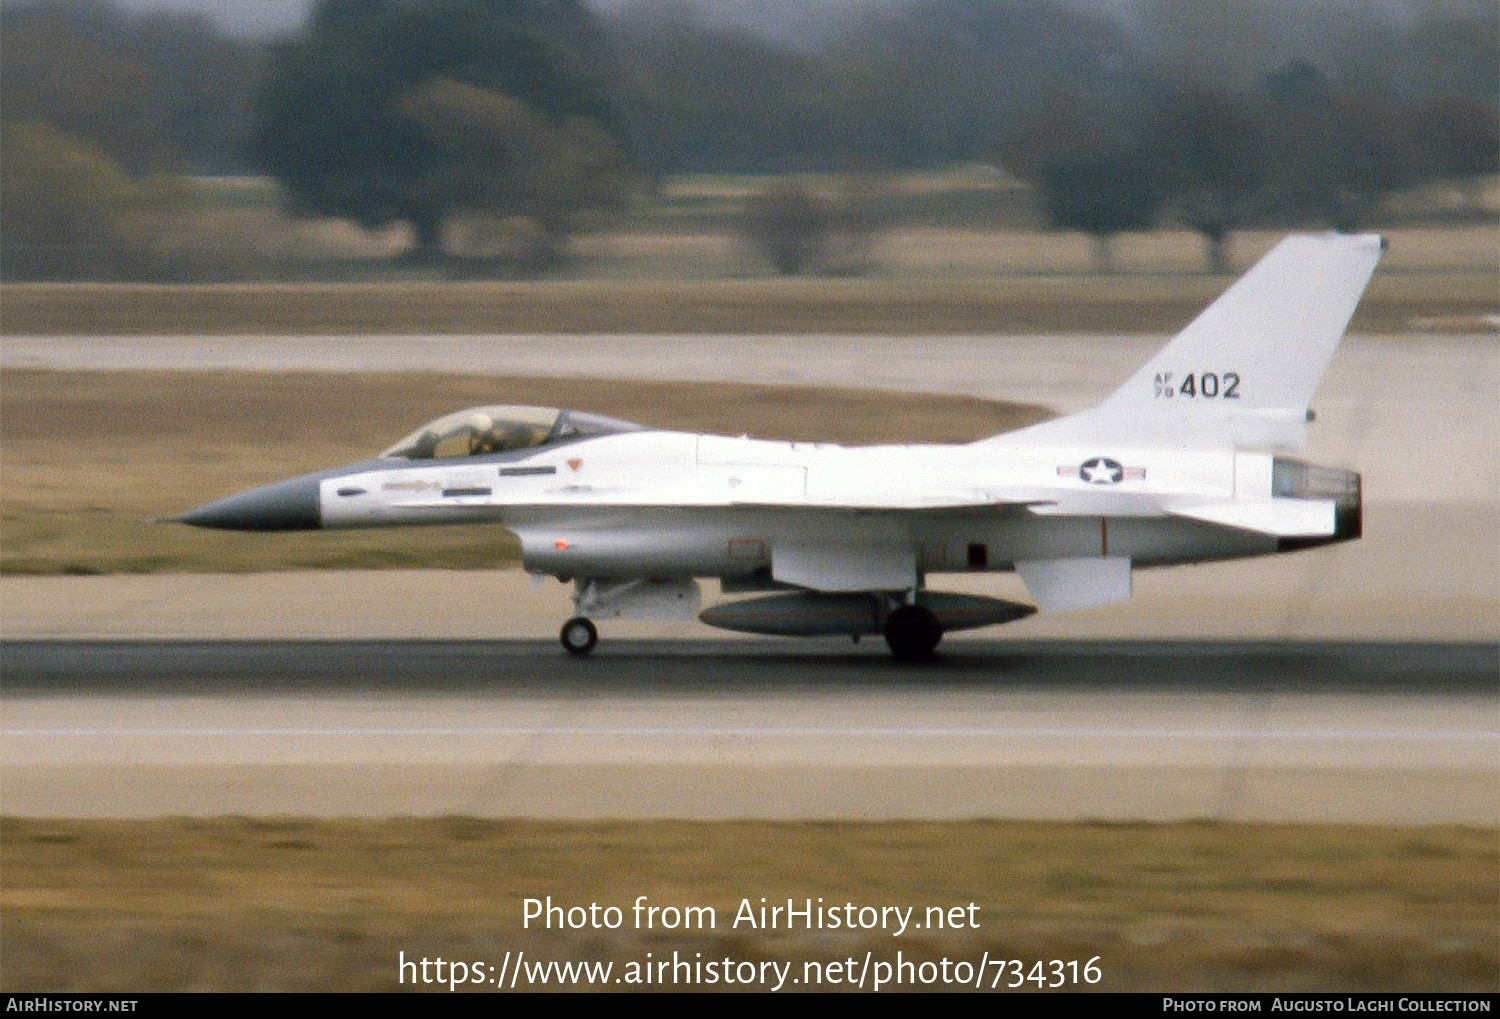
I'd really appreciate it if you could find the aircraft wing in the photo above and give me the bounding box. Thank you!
[400,487,1058,593]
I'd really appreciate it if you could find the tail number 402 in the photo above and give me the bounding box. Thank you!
[1153,371,1241,400]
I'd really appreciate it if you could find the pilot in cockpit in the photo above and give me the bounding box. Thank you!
[468,416,538,455]
[463,413,500,455]
[469,428,502,455]
[383,406,637,462]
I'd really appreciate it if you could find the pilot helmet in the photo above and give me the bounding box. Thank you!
[461,411,496,435]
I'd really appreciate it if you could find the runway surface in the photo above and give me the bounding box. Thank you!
[3,639,1495,823]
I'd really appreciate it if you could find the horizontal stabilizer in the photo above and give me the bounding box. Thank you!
[1169,499,1336,537]
[1015,557,1132,613]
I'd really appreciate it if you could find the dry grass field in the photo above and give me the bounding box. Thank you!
[2,226,1494,336]
[1,818,1493,992]
[0,370,1049,575]
[3,270,1492,337]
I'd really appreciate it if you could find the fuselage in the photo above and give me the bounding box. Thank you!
[182,427,1357,584]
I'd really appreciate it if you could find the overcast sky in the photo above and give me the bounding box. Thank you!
[83,0,1446,38]
[62,1,754,37]
[106,0,303,35]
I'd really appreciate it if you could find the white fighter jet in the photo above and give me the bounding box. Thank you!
[177,232,1383,658]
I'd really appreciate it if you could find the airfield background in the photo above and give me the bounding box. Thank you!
[0,0,1496,995]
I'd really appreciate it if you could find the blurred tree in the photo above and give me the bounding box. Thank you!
[997,89,1159,271]
[820,171,893,277]
[1036,149,1162,272]
[1255,58,1500,231]
[738,174,891,276]
[602,0,1497,185]
[1258,59,1331,115]
[1403,13,1500,107]
[1304,96,1413,232]
[0,2,267,280]
[0,0,262,173]
[605,0,1147,175]
[396,78,632,264]
[1124,0,1500,236]
[1134,0,1289,90]
[0,8,171,172]
[1258,69,1416,233]
[115,9,264,174]
[251,0,621,260]
[741,181,834,275]
[607,4,843,175]
[0,120,148,278]
[828,0,1145,170]
[1407,98,1500,211]
[1144,87,1267,273]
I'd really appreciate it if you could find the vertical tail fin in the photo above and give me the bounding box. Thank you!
[1002,233,1385,452]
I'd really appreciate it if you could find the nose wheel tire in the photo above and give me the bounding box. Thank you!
[883,605,942,661]
[560,616,598,656]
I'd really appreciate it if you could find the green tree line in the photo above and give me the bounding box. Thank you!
[1,0,1495,278]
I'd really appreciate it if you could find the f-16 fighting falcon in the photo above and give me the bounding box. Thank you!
[177,233,1383,659]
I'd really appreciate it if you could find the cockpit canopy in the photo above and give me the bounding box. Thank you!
[380,405,644,460]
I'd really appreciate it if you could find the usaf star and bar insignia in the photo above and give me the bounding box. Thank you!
[1056,456,1147,485]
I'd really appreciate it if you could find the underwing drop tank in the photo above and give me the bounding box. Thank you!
[698,591,1035,637]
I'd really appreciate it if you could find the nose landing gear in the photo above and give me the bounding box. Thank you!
[560,616,598,656]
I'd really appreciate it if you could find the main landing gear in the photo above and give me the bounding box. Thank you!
[560,616,598,656]
[883,603,942,661]
[556,583,947,660]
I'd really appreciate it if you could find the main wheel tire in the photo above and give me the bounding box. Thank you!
[560,616,598,656]
[883,605,942,661]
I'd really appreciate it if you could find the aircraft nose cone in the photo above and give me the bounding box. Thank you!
[176,476,321,531]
